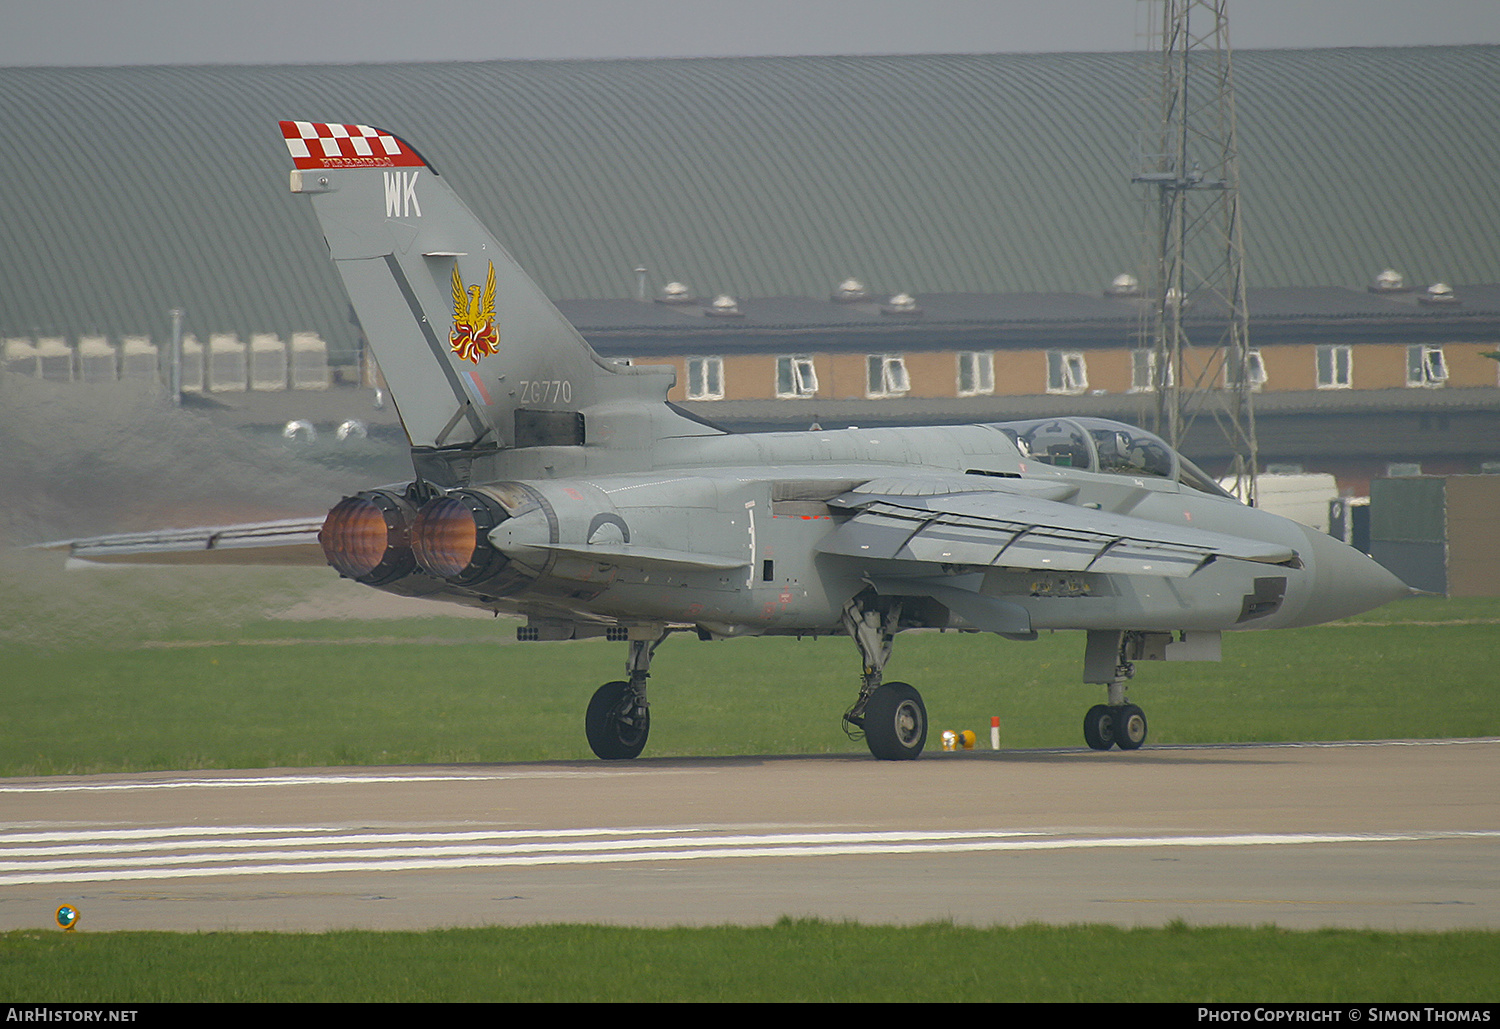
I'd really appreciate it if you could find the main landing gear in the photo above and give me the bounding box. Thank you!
[582,601,932,761]
[841,597,928,761]
[1081,630,1149,752]
[584,633,665,760]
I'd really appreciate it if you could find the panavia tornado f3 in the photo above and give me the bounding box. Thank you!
[54,121,1412,761]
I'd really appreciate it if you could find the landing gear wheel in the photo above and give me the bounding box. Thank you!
[585,680,649,760]
[1083,704,1115,751]
[1114,704,1147,751]
[863,681,927,761]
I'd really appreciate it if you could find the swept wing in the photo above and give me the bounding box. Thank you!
[819,480,1298,578]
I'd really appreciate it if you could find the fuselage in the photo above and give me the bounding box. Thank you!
[333,417,1407,638]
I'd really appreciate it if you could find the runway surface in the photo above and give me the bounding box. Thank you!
[2,738,1497,933]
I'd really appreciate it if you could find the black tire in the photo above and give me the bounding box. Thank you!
[1083,704,1115,751]
[585,680,649,760]
[1114,704,1148,751]
[863,681,927,760]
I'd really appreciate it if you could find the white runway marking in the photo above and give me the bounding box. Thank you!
[2,825,1496,887]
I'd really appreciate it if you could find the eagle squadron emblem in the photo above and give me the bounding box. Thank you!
[448,262,500,363]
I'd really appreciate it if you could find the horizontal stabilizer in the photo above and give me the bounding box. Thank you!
[42,519,326,567]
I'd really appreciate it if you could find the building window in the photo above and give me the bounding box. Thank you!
[1046,351,1088,394]
[956,352,994,396]
[1224,349,1267,391]
[686,356,724,400]
[1130,349,1174,392]
[1130,350,1153,392]
[1316,345,1352,389]
[1407,345,1448,387]
[866,354,910,398]
[775,355,818,398]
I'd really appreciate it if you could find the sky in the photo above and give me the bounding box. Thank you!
[4,0,1500,67]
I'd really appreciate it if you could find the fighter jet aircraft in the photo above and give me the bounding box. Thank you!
[55,121,1412,761]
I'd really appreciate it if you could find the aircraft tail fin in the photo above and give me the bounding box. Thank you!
[279,121,703,480]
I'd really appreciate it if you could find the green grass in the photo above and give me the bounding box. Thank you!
[2,920,1497,1002]
[1,557,1495,775]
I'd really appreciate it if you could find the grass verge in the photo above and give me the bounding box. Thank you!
[2,583,1496,774]
[2,920,1498,1002]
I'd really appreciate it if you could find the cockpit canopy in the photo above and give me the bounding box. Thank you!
[987,417,1233,498]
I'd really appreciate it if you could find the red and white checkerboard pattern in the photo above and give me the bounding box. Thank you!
[279,121,424,169]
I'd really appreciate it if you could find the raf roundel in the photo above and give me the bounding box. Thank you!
[279,121,424,170]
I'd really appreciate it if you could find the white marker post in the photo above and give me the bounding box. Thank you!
[990,716,1000,750]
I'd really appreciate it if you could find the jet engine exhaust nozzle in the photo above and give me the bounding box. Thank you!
[319,491,417,585]
[410,492,511,585]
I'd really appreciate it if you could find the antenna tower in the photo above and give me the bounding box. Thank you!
[1134,0,1258,503]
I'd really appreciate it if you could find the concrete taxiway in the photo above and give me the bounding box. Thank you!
[1,738,1496,933]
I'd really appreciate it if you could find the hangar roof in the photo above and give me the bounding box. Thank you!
[2,47,1497,354]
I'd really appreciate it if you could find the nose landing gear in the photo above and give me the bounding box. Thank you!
[1082,630,1149,752]
[1083,702,1147,752]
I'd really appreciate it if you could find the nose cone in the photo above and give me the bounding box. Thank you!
[1290,526,1411,626]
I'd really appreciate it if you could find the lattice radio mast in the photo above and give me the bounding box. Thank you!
[1133,0,1258,503]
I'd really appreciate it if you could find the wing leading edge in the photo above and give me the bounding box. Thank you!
[819,486,1298,578]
